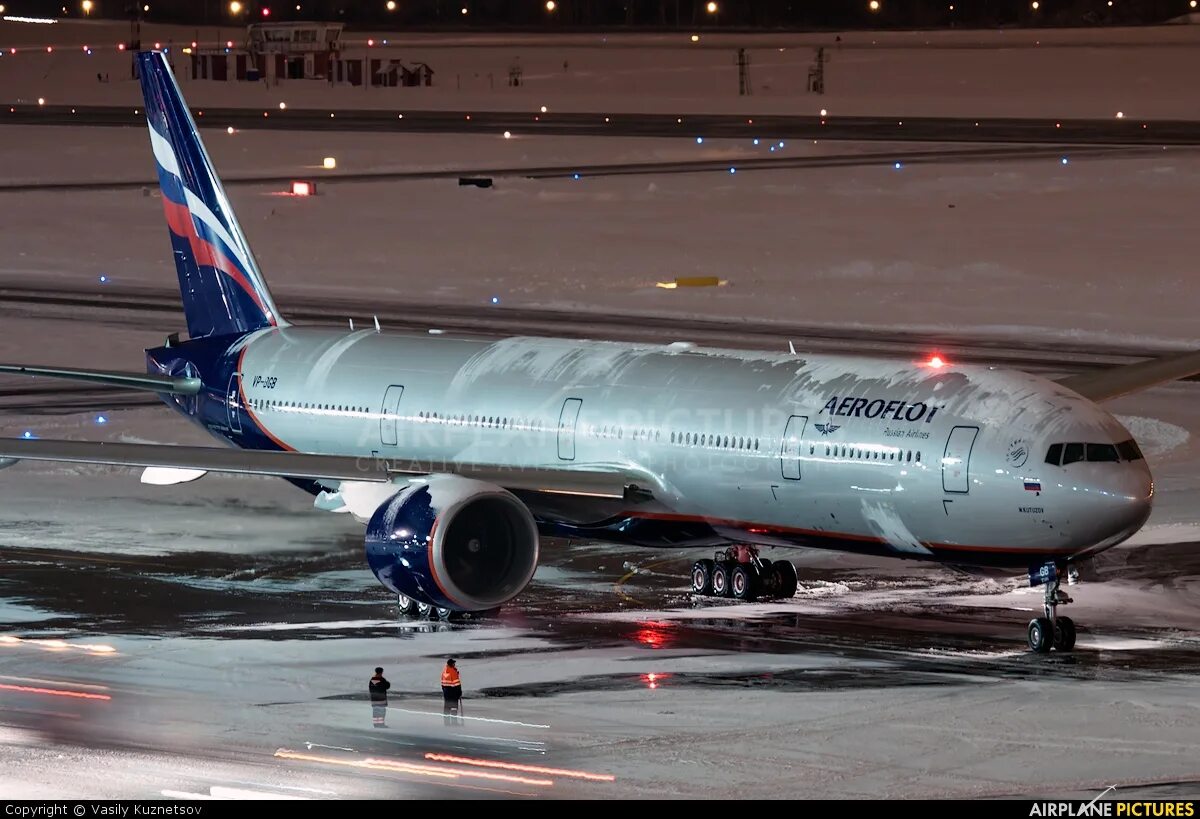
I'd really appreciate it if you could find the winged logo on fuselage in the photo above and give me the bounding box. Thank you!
[814,423,841,436]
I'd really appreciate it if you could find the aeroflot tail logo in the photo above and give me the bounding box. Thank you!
[820,396,943,423]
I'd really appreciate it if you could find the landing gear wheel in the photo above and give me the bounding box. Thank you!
[1028,617,1053,653]
[771,560,798,599]
[397,593,416,615]
[691,559,715,596]
[711,563,730,597]
[416,601,433,619]
[1054,616,1077,652]
[730,564,757,601]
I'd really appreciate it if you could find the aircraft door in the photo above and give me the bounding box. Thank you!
[942,425,979,494]
[557,397,583,460]
[379,384,405,446]
[780,415,808,480]
[226,372,242,434]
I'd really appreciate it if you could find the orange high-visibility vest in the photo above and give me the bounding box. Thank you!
[442,665,461,686]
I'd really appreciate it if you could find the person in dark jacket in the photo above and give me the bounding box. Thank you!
[369,667,391,728]
[441,659,463,726]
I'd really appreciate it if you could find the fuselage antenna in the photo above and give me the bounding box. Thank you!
[374,315,381,333]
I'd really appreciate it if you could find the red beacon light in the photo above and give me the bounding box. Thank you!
[926,355,948,369]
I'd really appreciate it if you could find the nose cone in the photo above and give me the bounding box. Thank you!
[1082,462,1154,548]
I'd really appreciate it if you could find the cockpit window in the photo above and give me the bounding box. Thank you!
[1045,439,1142,465]
[1117,439,1144,461]
[1062,443,1085,465]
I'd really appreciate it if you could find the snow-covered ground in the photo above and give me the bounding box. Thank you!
[3,19,1200,118]
[2,125,1198,348]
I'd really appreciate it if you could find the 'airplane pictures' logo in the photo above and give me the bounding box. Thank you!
[814,423,841,436]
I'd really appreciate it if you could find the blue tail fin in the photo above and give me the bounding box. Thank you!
[137,51,285,340]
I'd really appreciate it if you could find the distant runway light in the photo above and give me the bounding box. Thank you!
[491,296,500,304]
[1061,157,1068,165]
[503,130,511,138]
[572,173,580,180]
[226,126,235,134]
[22,431,34,439]
[894,161,902,169]
[323,156,337,169]
[1116,111,1125,119]
[540,105,547,113]
[777,141,784,148]
[728,167,736,174]
[37,97,44,106]
[99,275,108,283]
[95,415,107,424]
[695,136,703,144]
[752,138,759,145]
[690,34,699,42]
[769,145,776,152]
[820,108,827,116]
[278,101,286,109]
[927,355,947,369]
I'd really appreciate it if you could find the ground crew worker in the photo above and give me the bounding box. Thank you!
[441,658,463,726]
[369,666,390,728]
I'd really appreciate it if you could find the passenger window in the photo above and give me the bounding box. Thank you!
[1062,443,1085,465]
[1087,443,1119,462]
[1045,443,1063,465]
[915,452,921,463]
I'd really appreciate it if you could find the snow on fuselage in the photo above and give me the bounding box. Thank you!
[171,326,1153,569]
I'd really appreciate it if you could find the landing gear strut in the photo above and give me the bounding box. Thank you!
[1027,563,1076,654]
[691,546,798,602]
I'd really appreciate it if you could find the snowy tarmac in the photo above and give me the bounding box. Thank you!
[1,309,1200,799]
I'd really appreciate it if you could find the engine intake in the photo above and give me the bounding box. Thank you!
[365,474,539,611]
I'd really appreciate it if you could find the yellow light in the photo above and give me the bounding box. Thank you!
[1192,0,1197,8]
[1030,0,1038,8]
[545,0,555,10]
[540,105,547,113]
[142,3,149,10]
[461,6,467,13]
[503,130,511,138]
[819,108,827,116]
[82,0,93,13]
[229,0,241,12]
[278,101,286,109]
[868,0,880,10]
[37,97,45,105]
[690,33,699,42]
[386,0,395,8]
[226,126,234,134]
[323,156,337,169]
[706,1,717,12]
[1116,111,1124,118]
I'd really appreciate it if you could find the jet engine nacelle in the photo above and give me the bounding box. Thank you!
[364,474,539,611]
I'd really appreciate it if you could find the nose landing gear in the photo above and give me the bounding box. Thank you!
[1027,563,1077,653]
[691,546,798,602]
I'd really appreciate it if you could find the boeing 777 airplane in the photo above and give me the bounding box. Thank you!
[1,52,1193,653]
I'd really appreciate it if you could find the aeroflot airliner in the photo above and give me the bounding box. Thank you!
[1,52,1193,653]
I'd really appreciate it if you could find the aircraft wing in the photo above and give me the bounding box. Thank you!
[0,364,200,395]
[0,438,647,500]
[1057,350,1200,402]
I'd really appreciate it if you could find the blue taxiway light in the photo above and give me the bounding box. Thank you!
[695,136,704,144]
[99,275,108,283]
[96,415,108,425]
[573,173,580,180]
[22,431,34,439]
[729,167,736,174]
[894,162,903,169]
[753,138,759,145]
[778,141,785,148]
[1061,157,1069,165]
[491,296,500,304]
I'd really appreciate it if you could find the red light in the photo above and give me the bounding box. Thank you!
[367,38,375,46]
[191,41,197,48]
[927,355,947,369]
[290,180,313,196]
[226,40,233,48]
[262,6,270,15]
[46,46,53,53]
[0,682,110,701]
[117,43,126,51]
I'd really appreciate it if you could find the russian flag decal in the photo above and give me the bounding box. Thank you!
[1024,480,1042,492]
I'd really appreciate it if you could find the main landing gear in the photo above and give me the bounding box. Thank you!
[1027,564,1077,654]
[691,546,799,602]
[396,593,498,623]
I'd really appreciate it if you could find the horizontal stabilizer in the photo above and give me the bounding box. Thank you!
[1057,350,1200,402]
[0,438,651,500]
[0,364,201,395]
